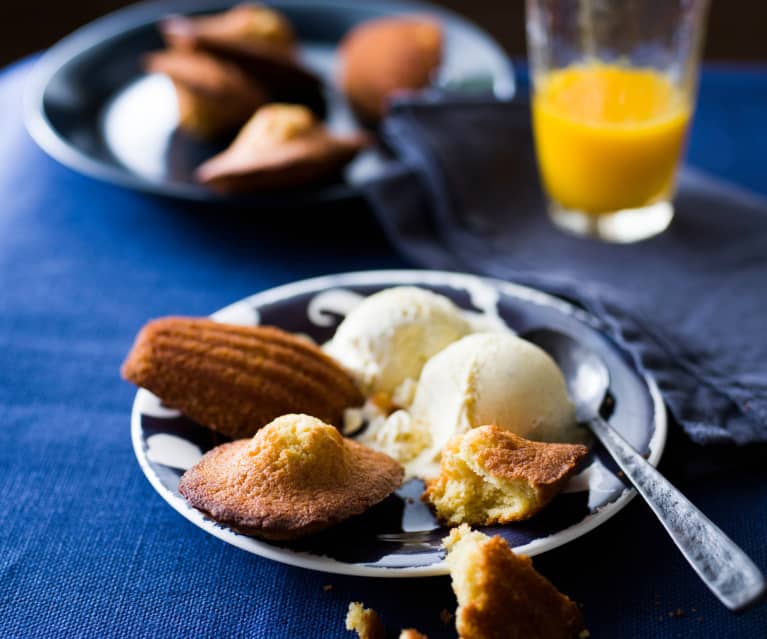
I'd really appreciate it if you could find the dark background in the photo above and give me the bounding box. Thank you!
[1,0,766,68]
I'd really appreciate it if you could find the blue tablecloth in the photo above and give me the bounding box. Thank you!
[1,56,765,638]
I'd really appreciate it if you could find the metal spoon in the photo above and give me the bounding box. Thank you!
[524,328,766,612]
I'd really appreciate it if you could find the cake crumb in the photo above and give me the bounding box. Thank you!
[323,584,333,592]
[439,609,453,625]
[345,602,386,639]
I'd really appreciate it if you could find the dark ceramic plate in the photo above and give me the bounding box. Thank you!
[130,270,666,577]
[24,0,515,207]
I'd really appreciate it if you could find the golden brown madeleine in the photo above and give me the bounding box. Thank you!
[178,415,404,539]
[424,425,588,526]
[445,526,587,639]
[144,49,268,138]
[338,17,443,123]
[196,104,370,192]
[160,4,324,115]
[121,317,363,439]
[160,3,296,59]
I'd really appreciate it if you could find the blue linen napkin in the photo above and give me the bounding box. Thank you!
[363,98,767,445]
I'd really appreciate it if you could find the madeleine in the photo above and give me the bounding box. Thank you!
[338,17,442,123]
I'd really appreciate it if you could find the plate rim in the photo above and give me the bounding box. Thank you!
[23,0,515,206]
[130,269,667,577]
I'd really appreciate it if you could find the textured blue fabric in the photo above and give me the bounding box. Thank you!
[1,55,766,638]
[365,74,767,446]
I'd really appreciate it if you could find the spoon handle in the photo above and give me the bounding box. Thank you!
[588,415,765,611]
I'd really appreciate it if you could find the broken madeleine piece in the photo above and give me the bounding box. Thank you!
[338,17,443,123]
[179,414,404,540]
[144,49,268,138]
[121,317,363,439]
[196,104,369,192]
[424,425,588,526]
[445,525,587,639]
[160,3,296,59]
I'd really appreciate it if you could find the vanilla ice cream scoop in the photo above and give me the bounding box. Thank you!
[324,287,472,396]
[405,332,580,479]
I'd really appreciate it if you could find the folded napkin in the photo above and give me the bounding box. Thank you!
[363,98,767,445]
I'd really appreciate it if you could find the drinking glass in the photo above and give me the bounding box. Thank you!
[526,0,710,242]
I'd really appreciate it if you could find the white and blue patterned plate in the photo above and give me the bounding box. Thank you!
[131,270,666,577]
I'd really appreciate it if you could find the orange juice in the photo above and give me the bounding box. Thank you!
[532,63,691,215]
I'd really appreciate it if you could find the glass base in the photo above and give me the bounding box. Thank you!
[548,201,674,243]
